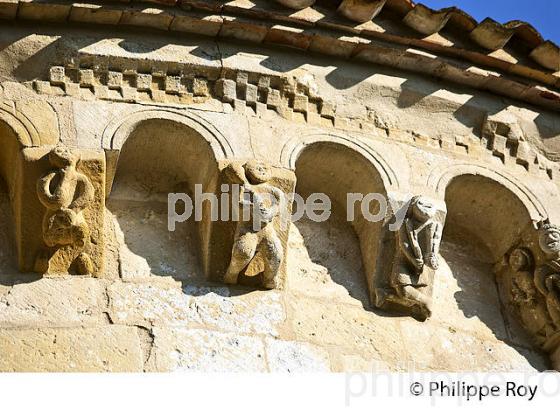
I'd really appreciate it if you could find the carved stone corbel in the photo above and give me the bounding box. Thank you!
[501,221,560,370]
[204,160,295,290]
[19,146,105,277]
[371,194,446,321]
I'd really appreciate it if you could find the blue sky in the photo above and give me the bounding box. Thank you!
[420,0,559,43]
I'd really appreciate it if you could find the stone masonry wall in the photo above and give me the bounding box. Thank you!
[0,21,559,372]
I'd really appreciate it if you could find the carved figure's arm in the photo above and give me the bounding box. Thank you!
[405,219,422,260]
[37,172,62,209]
[398,220,423,270]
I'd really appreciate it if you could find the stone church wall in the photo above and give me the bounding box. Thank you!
[0,16,559,372]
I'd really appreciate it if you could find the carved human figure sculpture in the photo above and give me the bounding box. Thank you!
[35,146,95,275]
[535,223,560,328]
[389,195,442,320]
[508,247,555,341]
[223,160,285,289]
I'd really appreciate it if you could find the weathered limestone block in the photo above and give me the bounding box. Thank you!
[108,282,285,336]
[17,146,105,277]
[177,287,285,336]
[331,353,390,372]
[482,113,525,158]
[0,326,144,372]
[205,160,295,290]
[0,277,108,328]
[214,78,237,103]
[398,320,544,371]
[371,194,446,321]
[265,338,331,372]
[146,328,268,372]
[287,296,407,366]
[265,25,312,51]
[14,100,59,146]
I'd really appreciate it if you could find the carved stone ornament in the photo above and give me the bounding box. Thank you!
[535,222,560,329]
[376,195,443,321]
[223,160,288,289]
[504,221,560,370]
[34,146,96,276]
[508,247,556,343]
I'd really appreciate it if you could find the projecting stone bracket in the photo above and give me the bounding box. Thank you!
[368,192,447,321]
[500,221,560,371]
[204,160,296,290]
[17,146,106,277]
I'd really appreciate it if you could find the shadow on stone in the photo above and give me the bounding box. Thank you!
[290,217,371,309]
[442,173,549,370]
[0,179,40,285]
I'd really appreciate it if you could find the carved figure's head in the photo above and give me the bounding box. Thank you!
[538,223,560,257]
[409,195,437,222]
[49,146,78,168]
[509,247,533,272]
[244,160,271,184]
